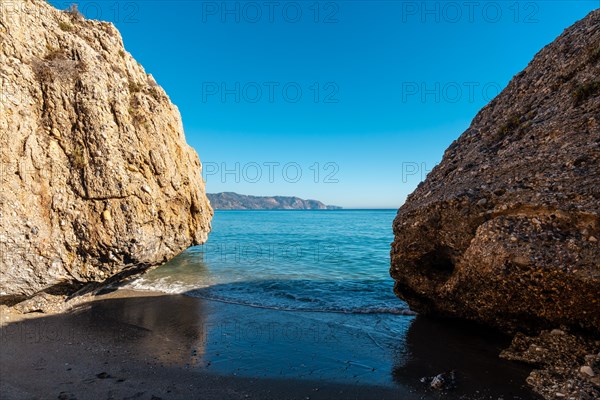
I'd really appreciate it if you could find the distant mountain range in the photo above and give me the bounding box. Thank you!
[207,192,342,210]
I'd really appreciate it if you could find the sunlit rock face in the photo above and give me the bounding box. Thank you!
[0,0,213,299]
[391,10,599,334]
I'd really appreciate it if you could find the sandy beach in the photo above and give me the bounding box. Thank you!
[1,289,536,400]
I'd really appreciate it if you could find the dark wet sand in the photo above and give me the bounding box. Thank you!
[0,290,537,400]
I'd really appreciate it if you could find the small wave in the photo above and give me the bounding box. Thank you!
[125,273,414,316]
[123,277,208,294]
[185,290,416,315]
[184,280,415,316]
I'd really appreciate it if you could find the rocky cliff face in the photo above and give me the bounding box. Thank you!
[0,1,213,300]
[391,10,599,334]
[207,192,342,210]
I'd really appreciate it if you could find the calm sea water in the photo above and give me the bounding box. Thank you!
[128,210,411,315]
[123,210,534,395]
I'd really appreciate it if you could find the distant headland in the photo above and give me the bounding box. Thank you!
[207,192,342,210]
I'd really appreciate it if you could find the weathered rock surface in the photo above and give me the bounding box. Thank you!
[207,192,342,210]
[500,329,600,399]
[391,10,600,334]
[0,0,212,301]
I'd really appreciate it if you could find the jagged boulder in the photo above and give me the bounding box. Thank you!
[391,10,600,334]
[0,0,212,300]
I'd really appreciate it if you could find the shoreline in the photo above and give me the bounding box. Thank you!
[1,288,536,400]
[1,289,165,325]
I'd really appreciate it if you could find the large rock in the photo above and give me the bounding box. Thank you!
[0,1,213,300]
[391,10,599,334]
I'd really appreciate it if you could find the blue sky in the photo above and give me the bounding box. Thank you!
[51,1,599,208]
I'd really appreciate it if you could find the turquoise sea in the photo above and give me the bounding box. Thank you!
[129,210,409,315]
[124,210,533,396]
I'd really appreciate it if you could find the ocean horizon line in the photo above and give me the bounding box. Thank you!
[212,208,399,211]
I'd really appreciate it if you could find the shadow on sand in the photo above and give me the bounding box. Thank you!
[0,290,537,399]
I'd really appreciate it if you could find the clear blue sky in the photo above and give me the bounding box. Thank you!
[51,1,599,208]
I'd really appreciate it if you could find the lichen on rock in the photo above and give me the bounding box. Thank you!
[0,0,213,301]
